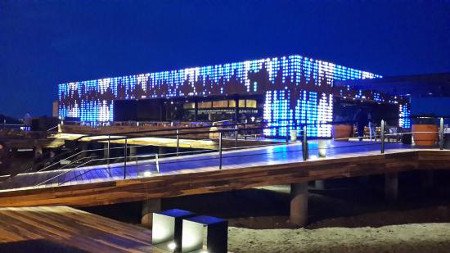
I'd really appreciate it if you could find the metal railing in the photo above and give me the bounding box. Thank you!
[1,116,449,191]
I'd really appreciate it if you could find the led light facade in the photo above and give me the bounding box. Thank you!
[399,103,411,128]
[58,54,408,137]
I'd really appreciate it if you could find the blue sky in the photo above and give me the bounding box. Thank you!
[1,0,449,117]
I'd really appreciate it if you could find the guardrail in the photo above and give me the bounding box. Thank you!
[0,116,449,191]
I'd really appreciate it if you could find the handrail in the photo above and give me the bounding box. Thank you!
[3,147,82,180]
[71,115,450,143]
[38,152,161,187]
[2,116,448,191]
[24,132,446,189]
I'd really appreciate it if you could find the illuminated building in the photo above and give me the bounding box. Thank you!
[58,54,409,137]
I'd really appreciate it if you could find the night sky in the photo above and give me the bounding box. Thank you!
[1,0,449,118]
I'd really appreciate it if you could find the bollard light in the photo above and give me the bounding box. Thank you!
[152,209,196,252]
[318,140,327,158]
[181,215,228,253]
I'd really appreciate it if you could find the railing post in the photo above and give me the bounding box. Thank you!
[235,124,238,147]
[381,119,385,154]
[439,117,444,150]
[176,128,180,156]
[302,125,308,161]
[286,125,289,144]
[124,137,128,179]
[107,135,111,166]
[219,131,223,170]
[155,153,160,173]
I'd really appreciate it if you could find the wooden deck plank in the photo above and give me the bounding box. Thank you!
[0,150,449,207]
[0,206,155,253]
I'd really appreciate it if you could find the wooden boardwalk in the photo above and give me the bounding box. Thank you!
[0,142,448,207]
[0,206,158,253]
[0,141,407,191]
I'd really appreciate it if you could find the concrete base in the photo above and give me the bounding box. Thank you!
[290,182,309,226]
[385,173,398,202]
[141,199,162,228]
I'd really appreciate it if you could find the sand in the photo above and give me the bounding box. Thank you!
[228,223,450,253]
[83,172,450,252]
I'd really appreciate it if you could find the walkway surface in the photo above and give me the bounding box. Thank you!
[0,140,408,192]
[0,206,157,253]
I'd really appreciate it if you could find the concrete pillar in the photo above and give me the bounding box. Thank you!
[141,199,162,228]
[385,172,398,202]
[290,182,309,226]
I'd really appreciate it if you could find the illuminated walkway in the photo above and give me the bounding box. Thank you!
[0,140,408,192]
[0,140,448,208]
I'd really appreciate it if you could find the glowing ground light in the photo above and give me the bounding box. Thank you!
[167,241,177,250]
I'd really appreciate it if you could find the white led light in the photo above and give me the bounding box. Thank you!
[167,241,177,250]
[58,54,385,138]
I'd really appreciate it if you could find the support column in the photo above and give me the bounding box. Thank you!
[141,199,162,228]
[290,182,309,226]
[385,172,398,202]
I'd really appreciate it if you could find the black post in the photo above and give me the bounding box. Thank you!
[124,138,128,179]
[234,96,240,123]
[302,125,309,161]
[234,124,238,147]
[219,131,223,170]
[194,98,199,121]
[439,117,444,150]
[381,119,385,154]
[286,124,289,144]
[176,128,180,156]
[107,135,111,166]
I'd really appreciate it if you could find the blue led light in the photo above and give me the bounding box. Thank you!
[58,54,384,137]
[399,104,411,128]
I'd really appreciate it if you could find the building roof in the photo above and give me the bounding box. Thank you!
[335,72,450,97]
